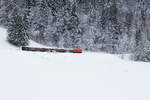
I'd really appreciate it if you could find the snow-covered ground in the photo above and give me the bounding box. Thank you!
[0,27,150,100]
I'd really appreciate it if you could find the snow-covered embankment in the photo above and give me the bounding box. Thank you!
[0,27,150,100]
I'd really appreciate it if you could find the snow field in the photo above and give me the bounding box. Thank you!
[0,27,150,100]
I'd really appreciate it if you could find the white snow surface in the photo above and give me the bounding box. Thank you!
[0,27,150,100]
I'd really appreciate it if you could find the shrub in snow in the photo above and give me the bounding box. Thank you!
[131,41,150,62]
[132,50,150,62]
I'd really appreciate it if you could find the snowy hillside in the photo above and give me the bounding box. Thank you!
[1,27,150,100]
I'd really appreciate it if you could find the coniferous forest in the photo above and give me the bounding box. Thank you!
[1,0,150,62]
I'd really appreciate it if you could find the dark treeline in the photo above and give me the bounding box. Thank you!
[0,0,150,62]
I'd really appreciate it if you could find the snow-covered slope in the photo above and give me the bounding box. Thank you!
[1,27,150,100]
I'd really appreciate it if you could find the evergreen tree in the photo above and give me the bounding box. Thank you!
[36,0,49,44]
[132,0,150,62]
[7,8,29,46]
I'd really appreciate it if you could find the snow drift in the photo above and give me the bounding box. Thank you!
[0,27,150,100]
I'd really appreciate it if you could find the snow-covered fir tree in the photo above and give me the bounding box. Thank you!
[7,8,29,46]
